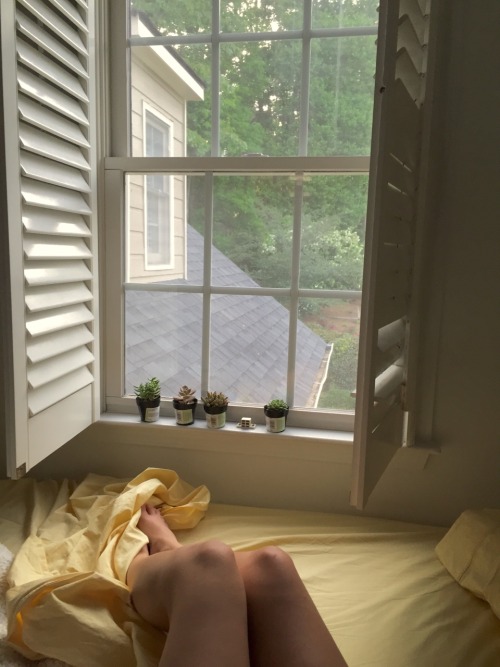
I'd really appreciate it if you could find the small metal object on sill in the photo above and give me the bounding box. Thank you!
[237,417,256,429]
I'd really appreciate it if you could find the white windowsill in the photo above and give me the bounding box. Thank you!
[97,412,354,464]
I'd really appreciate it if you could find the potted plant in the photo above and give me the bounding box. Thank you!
[134,377,161,422]
[202,391,229,429]
[264,398,289,433]
[173,385,197,425]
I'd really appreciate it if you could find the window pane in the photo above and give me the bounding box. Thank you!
[297,297,360,410]
[312,0,379,29]
[175,44,212,157]
[125,291,203,397]
[210,295,289,403]
[220,39,301,156]
[130,1,212,36]
[126,174,205,285]
[309,36,377,156]
[300,174,367,290]
[221,0,304,33]
[211,174,294,288]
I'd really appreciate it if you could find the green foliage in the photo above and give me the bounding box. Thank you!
[134,377,161,400]
[331,334,359,391]
[266,398,289,411]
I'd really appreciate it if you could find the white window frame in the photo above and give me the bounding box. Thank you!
[142,104,173,271]
[104,0,376,432]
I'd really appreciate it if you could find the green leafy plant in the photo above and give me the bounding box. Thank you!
[202,391,229,409]
[174,385,196,404]
[266,398,288,411]
[134,377,161,401]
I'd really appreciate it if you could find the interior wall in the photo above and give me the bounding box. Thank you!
[29,1,500,526]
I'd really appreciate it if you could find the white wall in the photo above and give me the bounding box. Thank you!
[28,1,500,526]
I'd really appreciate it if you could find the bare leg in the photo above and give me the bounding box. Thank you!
[236,547,348,667]
[127,506,250,667]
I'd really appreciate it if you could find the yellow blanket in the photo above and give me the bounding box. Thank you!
[6,468,210,667]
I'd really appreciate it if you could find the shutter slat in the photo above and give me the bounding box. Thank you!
[396,48,422,103]
[24,235,91,260]
[398,15,424,72]
[25,283,92,313]
[373,360,404,401]
[17,41,88,102]
[24,259,92,286]
[23,206,90,237]
[374,318,406,375]
[19,0,86,54]
[385,153,416,194]
[28,346,94,389]
[17,11,88,78]
[18,69,88,125]
[26,303,93,338]
[381,185,414,222]
[27,324,93,363]
[47,0,88,33]
[20,152,90,192]
[19,123,90,171]
[28,367,93,417]
[19,96,89,148]
[21,178,91,214]
[399,0,426,42]
[386,80,419,169]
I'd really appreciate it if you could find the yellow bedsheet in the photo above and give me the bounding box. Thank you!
[3,469,209,667]
[1,472,499,667]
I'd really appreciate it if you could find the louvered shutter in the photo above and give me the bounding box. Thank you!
[2,0,97,476]
[351,0,433,509]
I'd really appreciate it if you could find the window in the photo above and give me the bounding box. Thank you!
[1,0,436,508]
[106,0,380,429]
[144,109,172,269]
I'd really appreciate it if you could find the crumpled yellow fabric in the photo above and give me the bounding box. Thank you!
[5,468,210,667]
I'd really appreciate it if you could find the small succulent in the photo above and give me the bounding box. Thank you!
[134,377,161,401]
[175,385,196,404]
[266,398,289,411]
[202,391,229,409]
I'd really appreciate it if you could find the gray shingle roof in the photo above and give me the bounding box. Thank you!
[125,226,328,406]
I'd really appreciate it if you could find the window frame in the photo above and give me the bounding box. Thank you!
[103,0,378,431]
[142,104,174,271]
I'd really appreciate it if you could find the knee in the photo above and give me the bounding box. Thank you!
[243,546,297,591]
[178,539,238,582]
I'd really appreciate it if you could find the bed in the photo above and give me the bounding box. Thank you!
[0,469,499,667]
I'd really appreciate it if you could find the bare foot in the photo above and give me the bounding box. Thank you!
[138,503,181,554]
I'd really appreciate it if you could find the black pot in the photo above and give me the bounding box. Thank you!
[203,404,228,429]
[136,396,161,422]
[264,405,289,432]
[173,398,198,425]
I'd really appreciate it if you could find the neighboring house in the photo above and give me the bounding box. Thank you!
[125,11,330,406]
[128,10,204,282]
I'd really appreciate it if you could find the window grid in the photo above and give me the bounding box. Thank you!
[109,0,377,422]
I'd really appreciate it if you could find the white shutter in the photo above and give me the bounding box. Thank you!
[351,0,433,508]
[1,0,98,476]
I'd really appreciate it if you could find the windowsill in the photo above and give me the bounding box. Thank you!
[97,412,354,464]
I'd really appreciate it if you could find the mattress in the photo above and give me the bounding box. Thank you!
[0,472,499,667]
